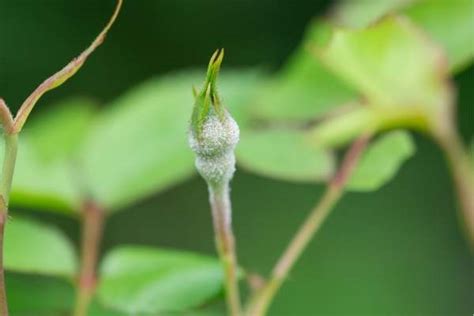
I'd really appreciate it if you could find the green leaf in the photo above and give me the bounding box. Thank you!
[24,97,96,161]
[307,105,423,149]
[307,12,472,149]
[251,21,357,121]
[217,69,265,126]
[7,273,74,315]
[98,246,224,314]
[6,274,144,316]
[237,129,334,182]
[404,0,474,71]
[88,301,134,316]
[331,0,413,28]
[82,72,200,211]
[254,0,473,124]
[8,281,133,316]
[7,98,97,214]
[253,0,474,126]
[308,15,452,146]
[348,131,415,191]
[178,308,225,316]
[4,215,77,277]
[332,0,474,72]
[307,106,380,148]
[315,16,449,112]
[7,138,80,215]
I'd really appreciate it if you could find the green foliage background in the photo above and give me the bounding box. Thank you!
[0,0,473,315]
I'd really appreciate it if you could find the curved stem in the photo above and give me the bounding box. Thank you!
[436,131,474,250]
[246,135,370,316]
[73,201,105,316]
[209,183,242,316]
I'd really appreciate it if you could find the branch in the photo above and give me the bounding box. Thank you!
[436,130,474,250]
[73,201,106,316]
[246,135,371,316]
[13,0,123,133]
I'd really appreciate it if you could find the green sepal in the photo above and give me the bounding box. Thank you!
[191,49,225,138]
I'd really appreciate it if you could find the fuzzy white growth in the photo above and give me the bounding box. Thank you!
[195,152,236,186]
[189,109,240,186]
[189,111,239,157]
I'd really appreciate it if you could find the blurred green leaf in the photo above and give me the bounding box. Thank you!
[307,10,474,152]
[82,72,200,211]
[218,69,266,126]
[253,0,473,124]
[307,15,452,149]
[89,301,134,316]
[331,0,414,28]
[98,246,224,314]
[7,136,81,214]
[315,16,449,113]
[404,0,474,71]
[7,98,97,214]
[251,21,357,121]
[237,129,334,182]
[248,0,474,124]
[7,273,74,315]
[4,215,77,277]
[24,97,96,161]
[179,310,224,316]
[348,131,415,191]
[307,106,376,148]
[333,0,474,71]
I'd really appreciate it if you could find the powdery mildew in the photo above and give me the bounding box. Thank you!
[188,109,239,186]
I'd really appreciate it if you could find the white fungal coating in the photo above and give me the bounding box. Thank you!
[195,152,236,186]
[189,111,239,157]
[188,109,240,186]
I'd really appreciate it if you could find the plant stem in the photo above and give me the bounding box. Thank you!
[0,134,18,205]
[0,212,8,316]
[246,135,370,316]
[436,130,474,249]
[0,132,19,316]
[73,201,105,316]
[209,183,242,316]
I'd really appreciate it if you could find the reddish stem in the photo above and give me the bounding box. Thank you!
[73,201,105,316]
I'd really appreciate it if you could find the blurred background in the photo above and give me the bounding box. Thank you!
[1,0,473,315]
